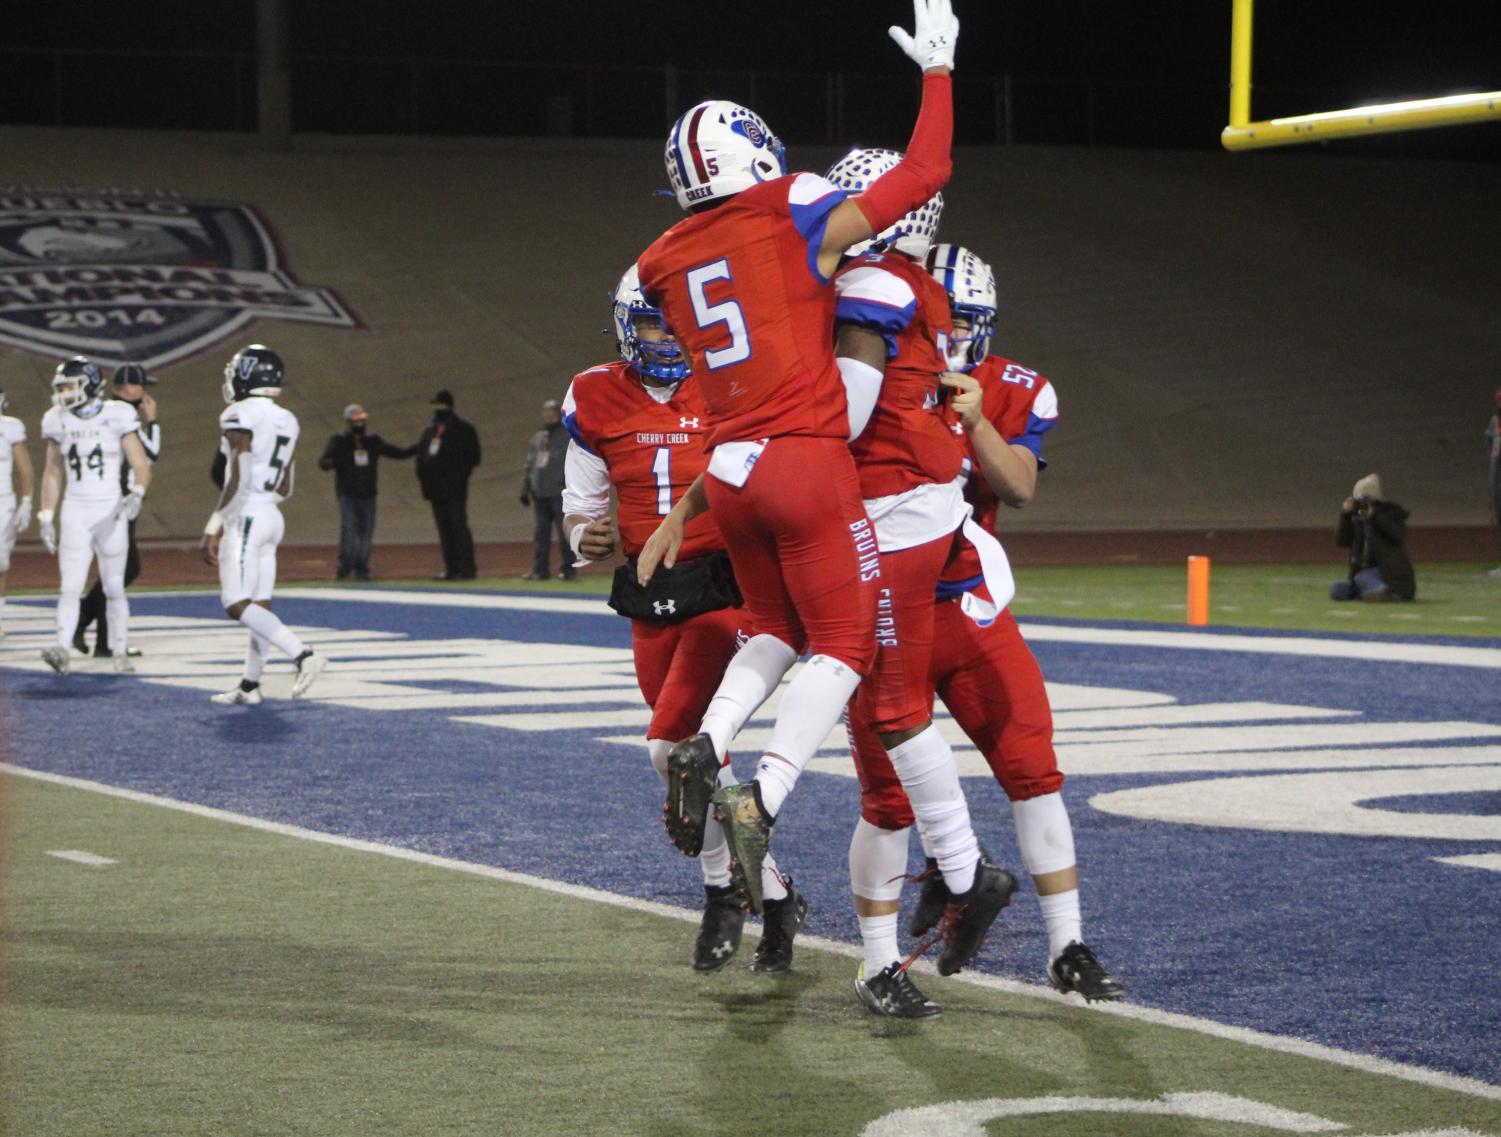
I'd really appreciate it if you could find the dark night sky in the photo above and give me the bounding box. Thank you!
[6,1,1501,153]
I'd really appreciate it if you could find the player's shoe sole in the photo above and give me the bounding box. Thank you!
[712,784,772,916]
[937,861,1018,976]
[1049,941,1125,1002]
[291,651,327,699]
[750,882,809,973]
[40,647,70,675]
[692,885,746,972]
[855,962,942,1019]
[663,734,720,857]
[210,686,264,706]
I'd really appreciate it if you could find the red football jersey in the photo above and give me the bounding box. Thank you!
[938,354,1060,588]
[637,173,851,450]
[563,361,726,562]
[834,251,963,500]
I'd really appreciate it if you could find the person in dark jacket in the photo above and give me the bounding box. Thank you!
[415,389,481,580]
[520,397,574,581]
[1331,473,1416,601]
[318,403,416,581]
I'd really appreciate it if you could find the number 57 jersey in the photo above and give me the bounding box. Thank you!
[219,395,299,511]
[637,173,851,449]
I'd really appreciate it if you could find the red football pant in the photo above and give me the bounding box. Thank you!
[849,606,1063,830]
[632,606,750,742]
[706,436,878,674]
[852,534,952,736]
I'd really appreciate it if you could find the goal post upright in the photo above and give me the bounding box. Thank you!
[1220,0,1501,151]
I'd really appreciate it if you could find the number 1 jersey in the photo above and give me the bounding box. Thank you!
[220,396,300,511]
[40,401,141,505]
[637,173,852,450]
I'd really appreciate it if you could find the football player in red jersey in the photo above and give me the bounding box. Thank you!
[845,243,1124,1015]
[636,0,963,919]
[562,267,808,973]
[824,150,1021,1008]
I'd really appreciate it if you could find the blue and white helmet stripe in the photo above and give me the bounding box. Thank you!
[924,243,998,371]
[613,265,689,383]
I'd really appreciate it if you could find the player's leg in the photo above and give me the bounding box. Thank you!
[43,503,93,673]
[660,489,803,861]
[94,511,132,669]
[0,498,13,635]
[76,578,103,651]
[936,605,1123,1000]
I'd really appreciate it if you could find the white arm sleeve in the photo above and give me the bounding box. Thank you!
[561,440,610,520]
[837,356,885,441]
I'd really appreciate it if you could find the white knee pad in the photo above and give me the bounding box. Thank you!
[1012,792,1077,877]
[849,818,911,902]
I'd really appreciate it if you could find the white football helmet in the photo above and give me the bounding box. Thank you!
[613,265,689,383]
[51,356,106,413]
[925,243,997,372]
[665,100,787,211]
[824,148,943,261]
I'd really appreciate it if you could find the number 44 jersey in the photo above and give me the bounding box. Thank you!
[40,401,141,505]
[219,395,300,511]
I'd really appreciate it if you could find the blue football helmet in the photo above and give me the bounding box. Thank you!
[223,343,285,403]
[925,243,998,372]
[613,265,689,383]
[51,356,106,412]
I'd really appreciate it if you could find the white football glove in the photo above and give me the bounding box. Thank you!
[39,509,57,556]
[889,0,960,72]
[14,497,32,533]
[123,487,146,522]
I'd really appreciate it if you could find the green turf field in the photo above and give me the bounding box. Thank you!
[371,562,1501,639]
[5,773,1499,1137]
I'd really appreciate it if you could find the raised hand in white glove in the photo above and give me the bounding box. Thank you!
[15,497,32,533]
[39,509,57,556]
[123,487,146,522]
[889,0,960,72]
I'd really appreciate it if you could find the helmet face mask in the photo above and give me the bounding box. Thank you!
[52,356,105,413]
[613,265,689,383]
[925,243,998,371]
[825,148,943,261]
[223,343,285,403]
[665,101,787,212]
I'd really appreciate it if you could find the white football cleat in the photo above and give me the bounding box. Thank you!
[112,653,136,673]
[210,684,263,706]
[40,647,70,675]
[291,650,327,699]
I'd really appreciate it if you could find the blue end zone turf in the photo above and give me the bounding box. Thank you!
[3,588,1498,1083]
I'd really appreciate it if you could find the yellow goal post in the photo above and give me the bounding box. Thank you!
[1221,0,1501,151]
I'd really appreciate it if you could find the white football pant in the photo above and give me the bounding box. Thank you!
[56,498,129,654]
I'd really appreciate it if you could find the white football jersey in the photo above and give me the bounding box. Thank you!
[219,396,300,509]
[41,401,140,504]
[0,414,24,497]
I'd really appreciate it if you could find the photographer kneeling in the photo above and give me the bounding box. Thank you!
[1331,474,1416,602]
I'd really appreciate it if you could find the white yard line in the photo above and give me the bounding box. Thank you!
[4,761,1499,1104]
[43,849,118,866]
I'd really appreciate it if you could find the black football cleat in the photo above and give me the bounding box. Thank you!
[692,885,746,972]
[937,860,1018,976]
[1049,942,1125,1002]
[71,628,89,655]
[663,734,720,857]
[750,883,809,973]
[908,856,949,938]
[855,962,943,1019]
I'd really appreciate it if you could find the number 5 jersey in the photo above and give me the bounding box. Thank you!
[219,395,300,513]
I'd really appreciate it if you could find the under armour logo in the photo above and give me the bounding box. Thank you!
[653,599,677,615]
[711,940,733,959]
[679,416,700,428]
[951,421,965,435]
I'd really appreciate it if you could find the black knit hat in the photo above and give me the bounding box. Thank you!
[113,362,156,386]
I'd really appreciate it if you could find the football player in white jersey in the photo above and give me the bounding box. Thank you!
[37,357,152,673]
[0,383,37,637]
[199,344,327,704]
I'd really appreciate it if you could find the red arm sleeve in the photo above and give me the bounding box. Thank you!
[853,72,953,234]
